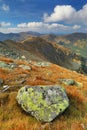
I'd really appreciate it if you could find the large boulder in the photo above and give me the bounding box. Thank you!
[17,85,69,122]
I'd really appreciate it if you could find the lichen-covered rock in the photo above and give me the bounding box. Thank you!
[59,78,83,87]
[17,85,69,122]
[59,79,75,85]
[75,81,83,87]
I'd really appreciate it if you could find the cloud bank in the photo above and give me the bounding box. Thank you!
[0,22,11,27]
[17,22,80,31]
[0,22,81,34]
[44,4,87,25]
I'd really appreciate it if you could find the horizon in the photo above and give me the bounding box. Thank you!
[0,31,87,35]
[0,0,87,34]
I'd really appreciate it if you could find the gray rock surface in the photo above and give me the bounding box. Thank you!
[0,61,17,70]
[34,62,51,67]
[17,85,69,122]
[59,79,75,85]
[59,78,83,87]
[18,65,31,70]
[0,78,3,86]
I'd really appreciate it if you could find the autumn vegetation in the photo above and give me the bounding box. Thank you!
[0,56,87,130]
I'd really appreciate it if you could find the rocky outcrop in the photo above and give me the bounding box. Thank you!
[17,85,69,122]
[59,79,83,87]
[0,61,17,70]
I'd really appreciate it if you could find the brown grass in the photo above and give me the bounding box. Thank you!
[0,57,14,63]
[0,56,87,130]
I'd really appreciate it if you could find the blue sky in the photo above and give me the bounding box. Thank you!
[0,0,87,34]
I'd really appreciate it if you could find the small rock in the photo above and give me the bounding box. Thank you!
[75,81,83,87]
[21,55,26,59]
[0,78,3,86]
[34,62,51,67]
[9,63,17,69]
[59,79,75,86]
[3,85,9,89]
[19,79,26,84]
[2,85,10,92]
[81,123,85,129]
[28,60,32,64]
[19,65,31,70]
[0,61,17,70]
[59,78,83,87]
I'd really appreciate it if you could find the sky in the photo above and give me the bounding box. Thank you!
[0,0,87,34]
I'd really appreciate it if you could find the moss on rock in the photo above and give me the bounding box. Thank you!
[17,85,69,122]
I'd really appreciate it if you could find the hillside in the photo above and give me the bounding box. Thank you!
[0,31,41,42]
[1,31,87,59]
[0,56,87,130]
[0,39,44,61]
[21,36,87,73]
[63,33,87,42]
[41,33,87,59]
[41,33,87,43]
[0,36,87,74]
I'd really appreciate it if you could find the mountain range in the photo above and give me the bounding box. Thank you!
[0,31,41,42]
[0,32,87,74]
[1,31,87,59]
[41,33,87,59]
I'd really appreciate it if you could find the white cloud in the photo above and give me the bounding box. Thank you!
[0,22,81,34]
[44,5,76,22]
[2,4,10,11]
[0,22,11,27]
[73,25,81,29]
[17,22,80,31]
[43,4,87,25]
[17,23,27,28]
[17,22,49,28]
[17,22,70,31]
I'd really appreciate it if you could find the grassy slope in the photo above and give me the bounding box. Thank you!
[41,33,87,58]
[21,37,78,70]
[59,40,87,58]
[0,57,87,130]
[0,37,85,73]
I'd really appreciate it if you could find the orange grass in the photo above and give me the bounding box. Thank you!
[0,57,87,130]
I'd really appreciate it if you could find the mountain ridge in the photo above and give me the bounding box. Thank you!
[0,36,87,74]
[0,31,87,42]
